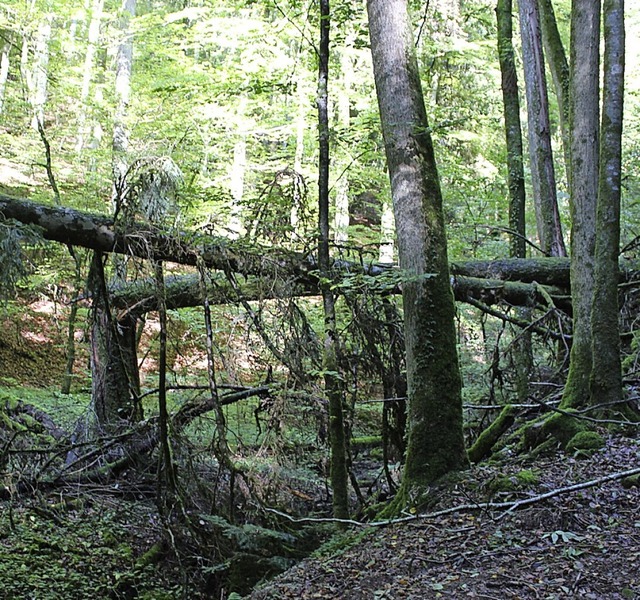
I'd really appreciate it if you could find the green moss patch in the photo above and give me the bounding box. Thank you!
[566,430,605,452]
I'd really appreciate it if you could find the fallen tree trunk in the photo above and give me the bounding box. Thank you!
[110,271,571,317]
[3,193,638,309]
[0,193,317,284]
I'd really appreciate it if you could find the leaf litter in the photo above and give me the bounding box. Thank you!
[250,433,639,599]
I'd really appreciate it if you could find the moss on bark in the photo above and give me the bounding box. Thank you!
[468,404,517,463]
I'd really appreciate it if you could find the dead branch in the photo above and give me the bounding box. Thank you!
[263,466,640,528]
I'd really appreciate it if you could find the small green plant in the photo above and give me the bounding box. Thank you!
[544,530,583,544]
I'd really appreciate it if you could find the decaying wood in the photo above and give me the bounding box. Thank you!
[3,193,640,314]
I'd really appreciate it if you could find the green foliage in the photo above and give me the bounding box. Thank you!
[117,156,184,224]
[0,220,44,301]
[0,500,181,599]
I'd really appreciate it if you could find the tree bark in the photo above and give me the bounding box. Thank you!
[112,0,136,204]
[497,0,532,399]
[497,0,527,259]
[518,0,566,257]
[88,251,141,430]
[590,0,624,407]
[367,0,468,495]
[0,30,12,114]
[27,14,53,130]
[333,45,352,247]
[317,0,349,521]
[538,0,571,177]
[75,0,104,152]
[563,0,600,408]
[5,192,640,295]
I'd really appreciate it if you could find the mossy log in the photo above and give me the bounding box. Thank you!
[6,193,640,311]
[468,404,517,463]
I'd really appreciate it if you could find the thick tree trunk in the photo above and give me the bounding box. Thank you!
[563,0,600,408]
[4,192,640,296]
[88,252,142,430]
[109,270,573,320]
[591,0,624,407]
[367,0,468,495]
[497,0,531,399]
[496,0,526,259]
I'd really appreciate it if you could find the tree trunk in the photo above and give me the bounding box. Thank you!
[290,71,308,240]
[88,251,142,430]
[112,0,135,170]
[497,0,526,260]
[378,198,395,263]
[317,0,349,520]
[497,0,532,400]
[367,0,468,496]
[333,46,352,247]
[562,0,600,408]
[0,31,12,114]
[6,192,640,294]
[27,13,53,130]
[75,0,104,152]
[518,0,566,257]
[538,0,571,177]
[590,0,624,407]
[228,133,246,239]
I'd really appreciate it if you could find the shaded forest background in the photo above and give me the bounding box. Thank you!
[0,0,639,598]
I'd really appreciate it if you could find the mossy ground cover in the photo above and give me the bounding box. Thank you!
[0,495,182,599]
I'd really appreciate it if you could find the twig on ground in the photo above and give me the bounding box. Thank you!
[262,466,640,528]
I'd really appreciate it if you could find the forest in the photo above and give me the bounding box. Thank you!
[0,0,639,597]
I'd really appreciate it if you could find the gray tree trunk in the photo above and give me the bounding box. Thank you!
[75,0,104,152]
[0,31,12,114]
[497,0,527,260]
[497,0,532,400]
[562,0,600,408]
[333,46,352,247]
[590,0,624,407]
[27,13,53,130]
[538,0,571,178]
[518,0,566,257]
[367,0,468,497]
[112,0,136,205]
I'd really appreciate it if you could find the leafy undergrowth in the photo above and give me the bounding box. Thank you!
[0,493,182,599]
[250,434,640,599]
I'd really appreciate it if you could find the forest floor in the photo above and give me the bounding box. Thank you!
[251,434,640,600]
[1,303,639,599]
